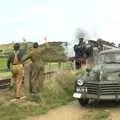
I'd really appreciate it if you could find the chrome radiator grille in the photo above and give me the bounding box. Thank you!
[85,82,120,95]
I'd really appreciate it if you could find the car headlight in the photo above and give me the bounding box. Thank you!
[77,79,84,86]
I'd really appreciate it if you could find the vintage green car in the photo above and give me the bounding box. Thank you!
[73,48,120,106]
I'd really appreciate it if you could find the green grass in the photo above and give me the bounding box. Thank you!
[0,58,11,78]
[0,58,7,69]
[0,72,12,79]
[83,110,110,120]
[0,70,76,120]
[94,111,110,120]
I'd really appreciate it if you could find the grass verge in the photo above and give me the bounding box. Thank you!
[0,70,76,120]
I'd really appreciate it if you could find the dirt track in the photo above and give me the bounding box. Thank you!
[27,101,88,120]
[26,100,120,120]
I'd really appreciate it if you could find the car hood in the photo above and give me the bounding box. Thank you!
[93,64,120,73]
[102,64,120,73]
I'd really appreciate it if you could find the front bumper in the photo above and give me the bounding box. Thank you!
[73,81,120,100]
[73,92,120,100]
[73,93,82,99]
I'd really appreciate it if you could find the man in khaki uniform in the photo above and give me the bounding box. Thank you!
[7,43,25,100]
[23,42,45,94]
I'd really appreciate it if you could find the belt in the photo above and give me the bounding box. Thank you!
[12,63,22,65]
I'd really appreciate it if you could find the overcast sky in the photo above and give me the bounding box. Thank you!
[0,0,120,44]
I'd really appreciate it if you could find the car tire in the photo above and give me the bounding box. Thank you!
[78,98,89,106]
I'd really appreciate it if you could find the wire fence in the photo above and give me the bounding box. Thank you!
[0,61,73,90]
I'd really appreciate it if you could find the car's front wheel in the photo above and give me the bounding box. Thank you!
[78,98,89,106]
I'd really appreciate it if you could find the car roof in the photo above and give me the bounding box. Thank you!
[100,48,120,55]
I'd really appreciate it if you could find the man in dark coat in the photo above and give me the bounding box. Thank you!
[7,43,25,100]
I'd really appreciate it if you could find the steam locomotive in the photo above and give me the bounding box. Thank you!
[71,38,117,70]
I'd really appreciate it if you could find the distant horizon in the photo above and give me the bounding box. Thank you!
[0,37,119,46]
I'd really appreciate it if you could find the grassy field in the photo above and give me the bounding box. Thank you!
[0,58,7,69]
